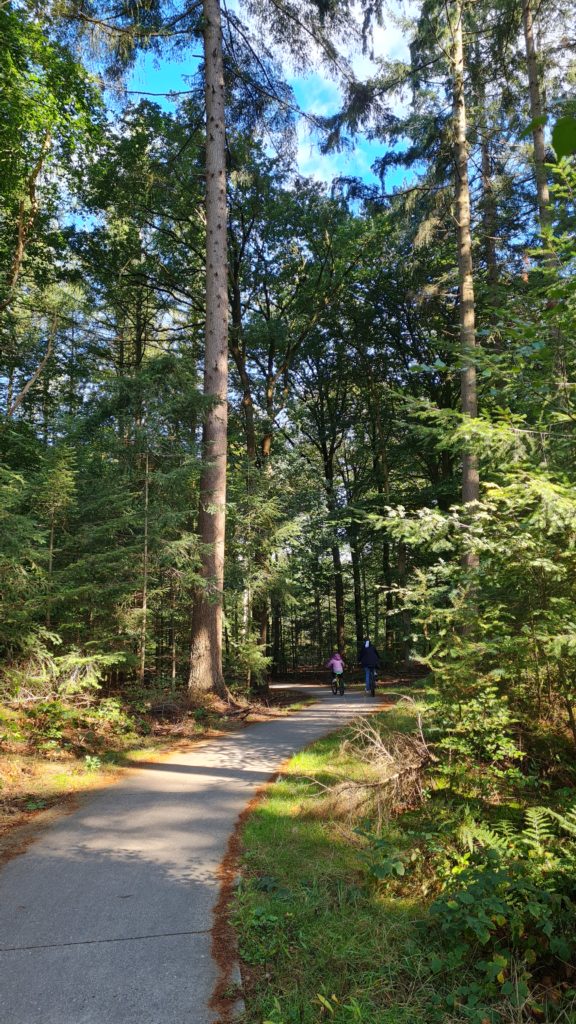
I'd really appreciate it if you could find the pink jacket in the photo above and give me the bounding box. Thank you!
[325,654,345,673]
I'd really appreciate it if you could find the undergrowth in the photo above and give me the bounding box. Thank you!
[234,702,576,1024]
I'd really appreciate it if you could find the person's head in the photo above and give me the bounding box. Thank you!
[364,638,370,648]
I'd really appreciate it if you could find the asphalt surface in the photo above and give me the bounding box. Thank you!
[0,684,388,1024]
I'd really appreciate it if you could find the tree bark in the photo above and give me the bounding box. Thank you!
[314,590,323,665]
[8,332,54,418]
[324,454,345,654]
[452,0,480,527]
[139,452,149,683]
[331,542,345,655]
[188,0,229,700]
[271,601,283,676]
[348,525,364,652]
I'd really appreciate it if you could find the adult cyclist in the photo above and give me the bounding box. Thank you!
[358,638,380,696]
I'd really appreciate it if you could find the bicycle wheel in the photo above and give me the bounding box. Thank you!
[338,677,345,696]
[330,676,338,695]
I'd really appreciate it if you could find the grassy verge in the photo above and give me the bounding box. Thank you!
[233,701,447,1024]
[233,698,576,1024]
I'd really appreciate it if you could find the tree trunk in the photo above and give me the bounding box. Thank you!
[170,580,177,692]
[348,526,363,652]
[480,126,498,287]
[46,518,55,629]
[188,0,229,701]
[314,590,323,664]
[323,451,345,654]
[521,0,551,229]
[452,1,480,525]
[139,452,149,683]
[361,556,369,641]
[383,539,394,659]
[332,543,345,655]
[271,602,283,676]
[397,542,411,663]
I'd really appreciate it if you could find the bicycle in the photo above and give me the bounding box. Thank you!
[330,672,345,696]
[367,668,377,697]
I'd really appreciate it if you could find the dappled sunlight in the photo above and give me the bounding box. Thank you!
[0,688,389,1023]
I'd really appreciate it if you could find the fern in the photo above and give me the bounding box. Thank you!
[456,816,510,854]
[495,820,516,841]
[543,803,576,838]
[523,807,556,849]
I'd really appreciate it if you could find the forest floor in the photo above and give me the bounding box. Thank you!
[0,682,318,860]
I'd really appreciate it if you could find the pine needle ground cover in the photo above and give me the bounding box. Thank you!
[233,702,576,1024]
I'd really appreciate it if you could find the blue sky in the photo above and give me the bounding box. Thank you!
[124,12,414,190]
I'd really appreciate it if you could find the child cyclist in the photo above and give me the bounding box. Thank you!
[325,649,346,695]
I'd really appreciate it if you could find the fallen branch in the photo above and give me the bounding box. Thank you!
[295,698,436,825]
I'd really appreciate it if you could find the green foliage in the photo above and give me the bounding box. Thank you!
[427,806,576,1017]
[430,686,523,792]
[381,459,576,760]
[1,637,130,700]
[552,116,576,158]
[24,698,78,747]
[225,635,272,689]
[355,823,420,879]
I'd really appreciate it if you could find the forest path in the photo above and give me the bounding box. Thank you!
[0,683,389,1024]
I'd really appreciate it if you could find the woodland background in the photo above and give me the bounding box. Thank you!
[1,0,576,727]
[3,3,576,1019]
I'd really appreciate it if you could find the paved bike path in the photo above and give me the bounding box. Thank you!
[0,687,386,1024]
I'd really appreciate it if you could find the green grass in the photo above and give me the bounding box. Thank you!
[234,697,576,1024]
[234,706,458,1024]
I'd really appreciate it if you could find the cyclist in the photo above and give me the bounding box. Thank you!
[358,638,380,696]
[325,650,345,695]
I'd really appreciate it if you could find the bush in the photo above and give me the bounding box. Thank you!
[426,806,576,1018]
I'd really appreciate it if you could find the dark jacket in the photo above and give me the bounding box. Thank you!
[359,642,380,668]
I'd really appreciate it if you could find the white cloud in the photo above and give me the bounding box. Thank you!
[287,0,417,180]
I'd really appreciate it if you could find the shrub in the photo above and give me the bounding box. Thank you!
[426,806,576,1017]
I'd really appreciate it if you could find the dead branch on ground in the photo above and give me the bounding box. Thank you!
[297,697,437,828]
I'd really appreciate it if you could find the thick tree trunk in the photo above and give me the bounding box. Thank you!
[521,0,551,229]
[188,0,228,700]
[452,1,479,526]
